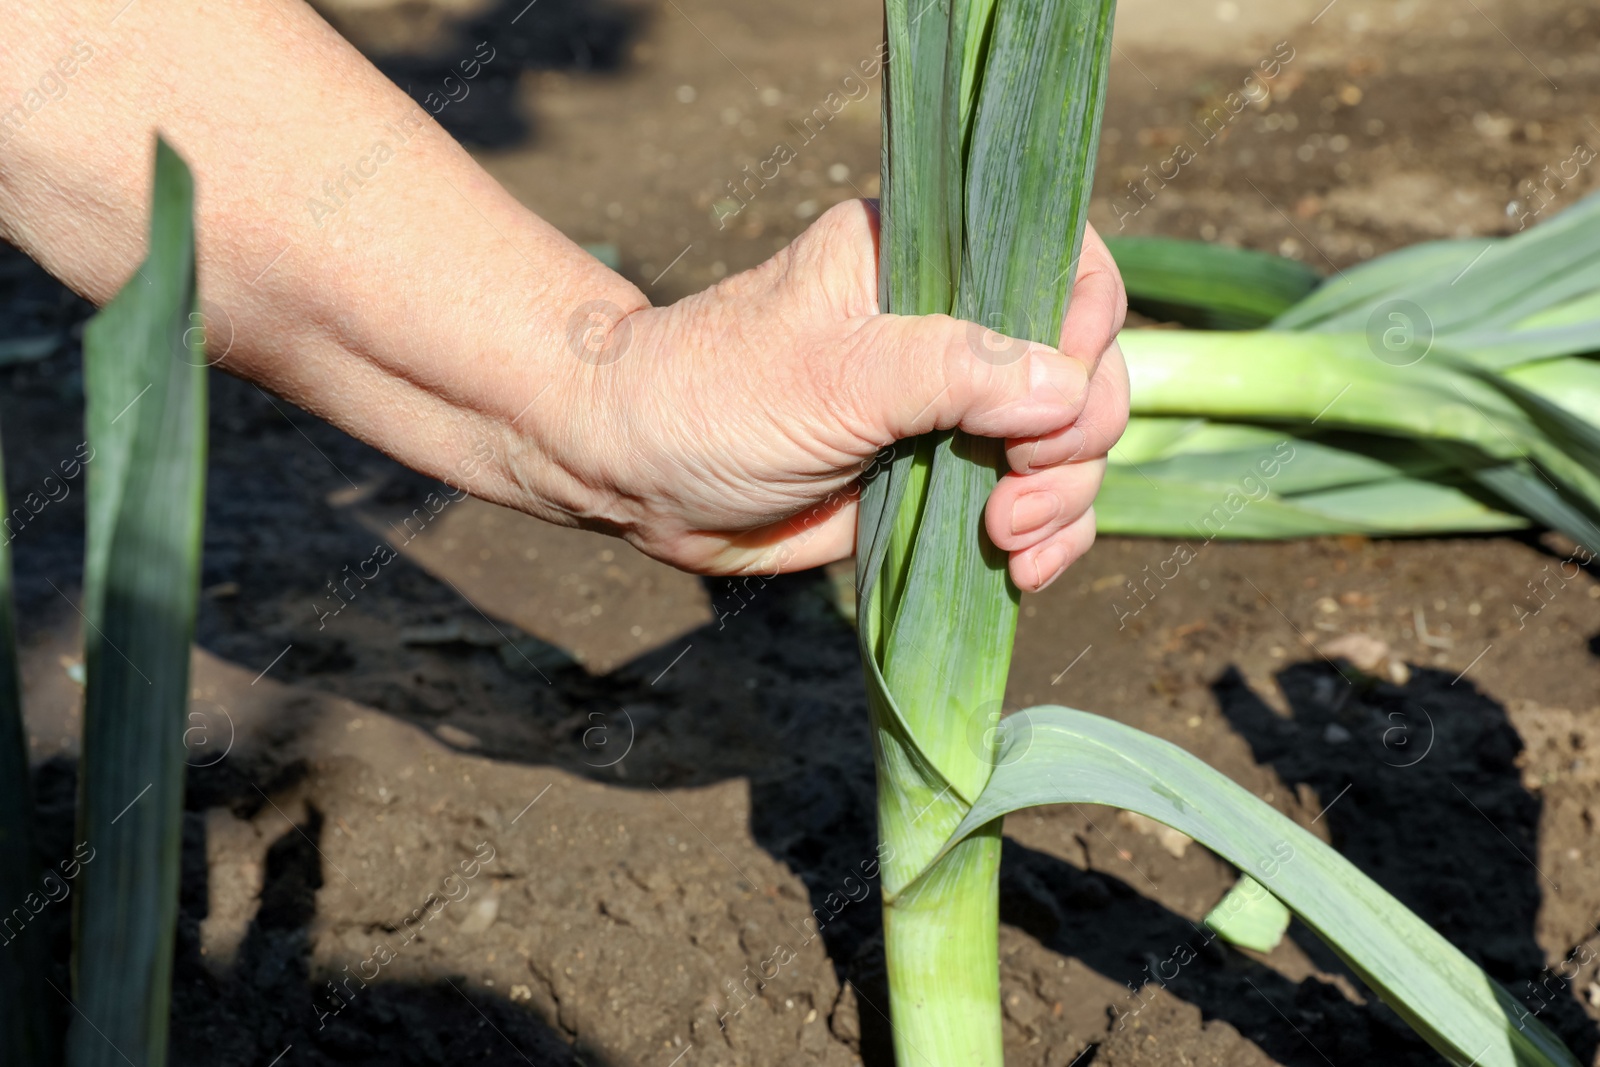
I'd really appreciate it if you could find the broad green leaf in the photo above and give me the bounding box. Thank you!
[1096,467,1527,539]
[1268,477,1529,534]
[1514,288,1600,333]
[1505,356,1600,424]
[1482,370,1600,473]
[1120,330,1529,454]
[71,138,207,1067]
[1452,322,1600,367]
[933,707,1581,1067]
[1105,415,1209,464]
[880,0,959,321]
[1455,455,1600,556]
[1272,237,1494,330]
[1289,196,1600,339]
[1120,429,1449,495]
[1118,329,1600,535]
[959,0,1114,344]
[1105,236,1322,329]
[1096,466,1382,539]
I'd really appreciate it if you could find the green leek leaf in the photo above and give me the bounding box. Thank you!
[936,707,1582,1067]
[1205,875,1292,954]
[71,137,207,1067]
[1105,236,1322,329]
[1272,237,1493,330]
[865,0,1116,1063]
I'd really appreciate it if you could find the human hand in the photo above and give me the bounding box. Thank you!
[0,0,1122,595]
[542,199,1128,592]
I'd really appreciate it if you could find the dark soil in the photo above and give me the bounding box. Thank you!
[6,0,1600,1064]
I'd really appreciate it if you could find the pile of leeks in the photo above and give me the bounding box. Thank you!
[1101,193,1600,554]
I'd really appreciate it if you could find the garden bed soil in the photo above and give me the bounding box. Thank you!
[7,0,1600,1063]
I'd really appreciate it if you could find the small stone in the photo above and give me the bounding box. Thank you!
[434,723,481,749]
[1004,989,1046,1030]
[1322,632,1390,672]
[457,893,499,935]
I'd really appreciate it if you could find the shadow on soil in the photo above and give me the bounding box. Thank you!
[309,0,644,149]
[5,299,1595,1065]
[1216,661,1598,1062]
[24,757,610,1067]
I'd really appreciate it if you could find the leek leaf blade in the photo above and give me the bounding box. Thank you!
[1205,875,1292,953]
[934,706,1582,1067]
[1106,236,1323,329]
[71,138,207,1067]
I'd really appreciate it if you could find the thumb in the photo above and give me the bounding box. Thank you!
[844,311,1091,444]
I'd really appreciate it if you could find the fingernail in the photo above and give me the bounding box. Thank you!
[1029,349,1088,410]
[1011,491,1062,536]
[1034,542,1071,591]
[1055,427,1087,465]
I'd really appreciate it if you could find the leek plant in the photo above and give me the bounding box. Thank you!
[0,138,207,1067]
[1099,196,1600,550]
[862,0,1583,1064]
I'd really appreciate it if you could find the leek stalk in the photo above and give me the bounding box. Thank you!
[867,0,1115,1061]
[863,2,1583,1064]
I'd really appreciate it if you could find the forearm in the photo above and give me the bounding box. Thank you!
[0,0,642,520]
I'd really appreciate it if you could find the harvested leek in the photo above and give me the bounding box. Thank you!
[1103,196,1600,551]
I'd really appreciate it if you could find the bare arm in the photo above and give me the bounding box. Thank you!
[0,0,635,523]
[0,0,1128,589]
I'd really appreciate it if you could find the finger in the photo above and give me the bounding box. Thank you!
[687,494,861,576]
[1007,339,1129,473]
[845,311,1090,444]
[1010,508,1097,593]
[755,501,859,573]
[1058,223,1128,375]
[785,198,882,316]
[985,457,1106,553]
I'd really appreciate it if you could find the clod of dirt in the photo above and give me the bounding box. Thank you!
[829,981,861,1047]
[1116,810,1194,859]
[1321,632,1410,685]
